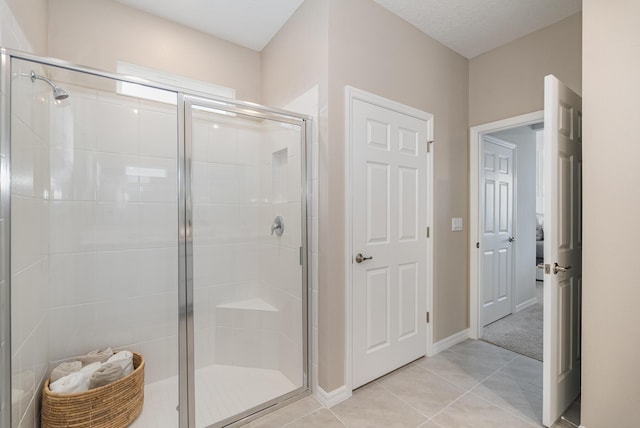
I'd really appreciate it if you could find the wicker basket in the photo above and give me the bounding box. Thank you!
[41,353,145,428]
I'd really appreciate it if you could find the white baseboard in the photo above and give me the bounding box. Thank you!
[315,385,351,408]
[515,297,538,313]
[429,328,470,356]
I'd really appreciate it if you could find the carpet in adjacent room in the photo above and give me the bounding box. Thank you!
[481,303,543,361]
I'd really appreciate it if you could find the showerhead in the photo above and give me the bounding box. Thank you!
[30,70,69,101]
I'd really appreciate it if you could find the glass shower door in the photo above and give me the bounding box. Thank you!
[186,98,308,427]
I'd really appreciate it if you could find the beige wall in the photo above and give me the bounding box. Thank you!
[48,0,262,102]
[582,1,640,426]
[261,0,328,108]
[5,0,48,54]
[324,0,469,390]
[469,13,582,127]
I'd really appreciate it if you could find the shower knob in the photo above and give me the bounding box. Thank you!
[271,216,284,236]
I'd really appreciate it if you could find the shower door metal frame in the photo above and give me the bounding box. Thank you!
[0,50,13,428]
[0,47,312,428]
[183,95,311,428]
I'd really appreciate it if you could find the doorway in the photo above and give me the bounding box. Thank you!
[479,126,544,362]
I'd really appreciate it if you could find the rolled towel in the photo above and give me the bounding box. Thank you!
[107,351,134,376]
[89,362,124,389]
[79,347,113,365]
[49,362,102,394]
[80,362,102,376]
[49,372,89,394]
[50,361,82,383]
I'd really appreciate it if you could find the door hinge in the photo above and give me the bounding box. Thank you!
[476,242,480,249]
[427,140,434,153]
[426,227,430,238]
[426,312,430,323]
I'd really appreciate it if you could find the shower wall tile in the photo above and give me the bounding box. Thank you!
[11,259,48,355]
[208,164,239,204]
[287,155,302,203]
[137,247,179,296]
[95,96,139,155]
[70,92,99,151]
[49,201,95,253]
[237,128,262,166]
[209,122,237,165]
[49,148,98,201]
[138,156,177,203]
[11,76,33,127]
[31,89,49,141]
[232,244,261,282]
[11,117,36,198]
[139,109,177,159]
[135,292,179,342]
[48,298,140,361]
[238,166,261,204]
[138,202,177,248]
[194,245,235,286]
[96,153,141,202]
[194,327,212,369]
[11,196,46,271]
[139,335,178,384]
[94,201,140,250]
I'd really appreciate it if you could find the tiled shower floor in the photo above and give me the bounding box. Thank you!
[131,365,297,428]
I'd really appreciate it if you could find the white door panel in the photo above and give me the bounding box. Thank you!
[481,137,515,326]
[543,75,582,427]
[352,98,430,389]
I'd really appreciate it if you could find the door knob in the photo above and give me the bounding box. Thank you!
[553,263,571,274]
[355,253,373,263]
[508,236,516,242]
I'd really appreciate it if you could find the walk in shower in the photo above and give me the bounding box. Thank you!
[0,49,310,428]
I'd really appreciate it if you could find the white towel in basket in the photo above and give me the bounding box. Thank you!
[107,350,134,376]
[49,362,102,394]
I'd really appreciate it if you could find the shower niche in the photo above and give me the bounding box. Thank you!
[1,51,309,428]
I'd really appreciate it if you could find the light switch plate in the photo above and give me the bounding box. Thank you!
[452,217,463,231]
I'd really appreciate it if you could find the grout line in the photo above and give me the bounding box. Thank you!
[374,377,433,421]
[327,406,349,427]
[411,359,497,392]
[467,390,541,427]
[428,390,474,421]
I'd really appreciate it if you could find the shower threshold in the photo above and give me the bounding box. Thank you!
[131,364,297,427]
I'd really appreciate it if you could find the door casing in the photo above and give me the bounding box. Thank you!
[344,86,434,394]
[469,110,544,339]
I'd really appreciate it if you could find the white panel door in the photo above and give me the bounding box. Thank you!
[542,75,582,427]
[481,137,515,326]
[351,98,430,389]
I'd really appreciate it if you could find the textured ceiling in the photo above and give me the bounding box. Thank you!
[114,0,305,51]
[373,0,582,58]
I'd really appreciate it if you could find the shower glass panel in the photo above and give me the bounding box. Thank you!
[9,57,180,427]
[188,99,307,427]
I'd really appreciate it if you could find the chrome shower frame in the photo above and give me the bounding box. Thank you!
[0,47,312,428]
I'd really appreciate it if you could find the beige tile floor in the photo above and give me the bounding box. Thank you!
[243,340,581,428]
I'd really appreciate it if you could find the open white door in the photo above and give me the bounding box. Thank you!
[542,75,582,426]
[349,92,432,389]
